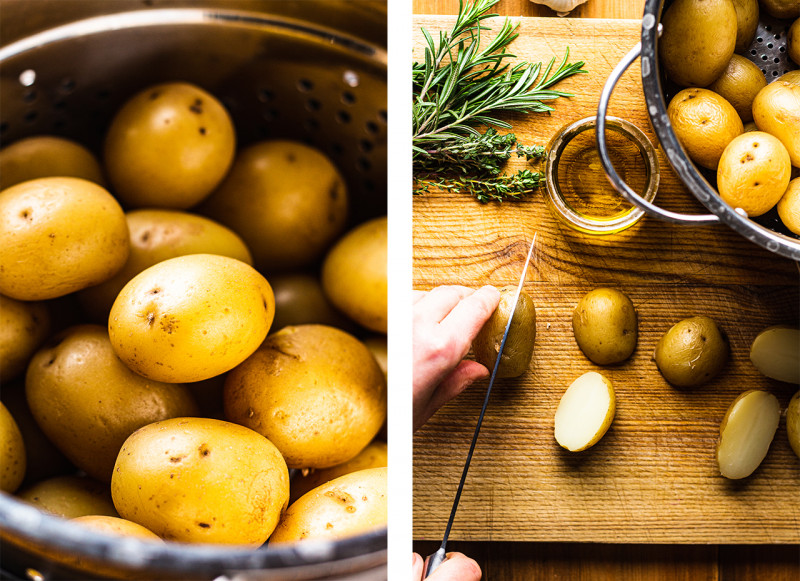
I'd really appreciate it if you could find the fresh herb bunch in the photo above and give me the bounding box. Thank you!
[413,0,587,202]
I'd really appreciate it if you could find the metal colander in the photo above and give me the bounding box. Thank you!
[0,4,387,580]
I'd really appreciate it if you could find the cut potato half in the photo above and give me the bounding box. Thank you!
[554,371,615,452]
[749,326,800,384]
[717,390,780,480]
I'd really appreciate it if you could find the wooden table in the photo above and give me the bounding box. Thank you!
[412,1,800,578]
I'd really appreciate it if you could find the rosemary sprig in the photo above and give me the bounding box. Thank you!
[412,0,587,202]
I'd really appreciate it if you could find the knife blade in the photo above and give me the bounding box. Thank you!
[424,233,538,577]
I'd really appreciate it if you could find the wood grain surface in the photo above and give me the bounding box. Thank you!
[413,0,645,19]
[412,15,800,545]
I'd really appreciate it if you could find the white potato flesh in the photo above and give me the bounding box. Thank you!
[750,326,800,384]
[554,371,615,452]
[717,390,780,480]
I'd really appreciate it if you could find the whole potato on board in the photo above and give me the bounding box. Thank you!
[572,288,637,365]
[224,325,387,470]
[0,177,129,301]
[270,467,386,544]
[111,417,289,546]
[199,140,347,271]
[26,325,199,482]
[321,216,387,333]
[104,82,235,209]
[473,285,536,378]
[108,254,274,383]
[654,316,729,388]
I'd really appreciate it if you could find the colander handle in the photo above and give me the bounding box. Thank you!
[596,40,721,226]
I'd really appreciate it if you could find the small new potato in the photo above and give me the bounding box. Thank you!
[0,177,129,301]
[572,288,637,365]
[270,467,387,543]
[752,70,800,167]
[0,294,50,381]
[269,273,354,332]
[104,82,235,209]
[659,0,737,87]
[290,440,388,503]
[749,325,800,384]
[708,55,767,122]
[109,254,274,383]
[473,285,536,378]
[111,417,289,546]
[79,209,253,321]
[71,516,163,541]
[717,132,792,217]
[788,390,800,459]
[199,140,347,271]
[554,371,615,452]
[654,316,729,388]
[0,135,104,191]
[759,0,800,19]
[26,325,199,482]
[732,0,759,53]
[321,216,387,333]
[717,390,780,479]
[789,18,800,65]
[224,325,387,469]
[17,475,117,519]
[668,88,743,170]
[0,402,26,493]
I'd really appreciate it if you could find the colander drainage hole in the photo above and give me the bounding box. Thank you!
[341,91,356,105]
[336,111,351,124]
[366,121,379,134]
[297,79,314,92]
[306,98,321,112]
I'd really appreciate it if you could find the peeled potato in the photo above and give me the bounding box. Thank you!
[717,390,780,479]
[749,325,800,384]
[554,371,615,452]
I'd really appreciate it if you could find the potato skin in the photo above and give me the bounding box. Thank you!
[17,475,118,519]
[26,325,199,482]
[659,0,738,87]
[788,390,800,460]
[473,286,536,378]
[0,136,104,191]
[0,294,50,381]
[111,417,289,546]
[70,516,163,541]
[707,55,766,123]
[270,273,354,332]
[79,209,253,321]
[752,71,800,168]
[0,402,26,493]
[108,254,274,383]
[0,177,129,301]
[654,316,729,388]
[224,325,387,469]
[572,288,637,365]
[270,467,386,544]
[321,216,387,333]
[199,140,347,271]
[104,82,235,209]
[732,0,759,54]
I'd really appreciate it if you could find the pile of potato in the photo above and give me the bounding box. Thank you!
[0,81,388,551]
[659,0,800,233]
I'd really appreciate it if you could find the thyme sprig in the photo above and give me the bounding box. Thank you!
[412,0,587,202]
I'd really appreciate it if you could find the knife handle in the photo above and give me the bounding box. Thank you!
[424,547,447,578]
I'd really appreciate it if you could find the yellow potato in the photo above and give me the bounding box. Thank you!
[668,88,743,170]
[290,441,388,503]
[111,417,289,546]
[270,467,387,544]
[70,515,163,541]
[0,294,50,381]
[717,131,792,217]
[752,70,800,167]
[572,288,637,365]
[269,273,354,332]
[104,82,235,209]
[321,216,387,333]
[0,177,129,301]
[108,254,274,383]
[26,325,199,482]
[199,140,348,271]
[79,209,253,321]
[789,18,800,65]
[659,0,738,87]
[224,325,387,469]
[654,316,729,388]
[777,177,800,235]
[17,475,117,519]
[362,335,388,380]
[732,0,759,53]
[759,0,800,19]
[788,390,800,460]
[0,402,26,493]
[0,135,104,191]
[707,55,767,122]
[473,286,536,378]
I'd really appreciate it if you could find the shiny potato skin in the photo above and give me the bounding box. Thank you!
[17,475,118,519]
[0,402,26,493]
[0,135,105,191]
[572,288,637,365]
[473,286,536,378]
[0,294,50,381]
[654,316,729,388]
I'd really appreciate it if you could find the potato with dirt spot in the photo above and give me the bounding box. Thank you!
[270,467,386,544]
[0,177,129,301]
[26,325,199,482]
[473,285,536,378]
[224,325,387,470]
[0,294,50,381]
[111,417,289,546]
[654,316,729,388]
[108,254,274,383]
[0,402,26,493]
[572,288,637,365]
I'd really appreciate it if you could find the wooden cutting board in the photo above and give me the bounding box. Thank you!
[412,16,800,544]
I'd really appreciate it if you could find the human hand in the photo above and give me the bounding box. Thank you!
[411,551,482,580]
[413,285,500,431]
